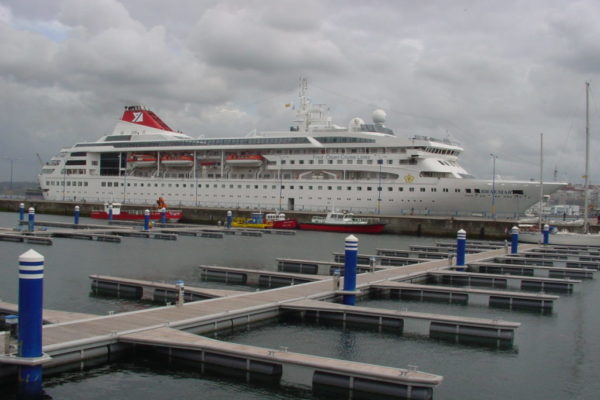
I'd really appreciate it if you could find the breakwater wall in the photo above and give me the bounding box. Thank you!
[0,198,568,240]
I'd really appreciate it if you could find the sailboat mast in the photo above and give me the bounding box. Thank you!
[538,133,543,233]
[584,81,590,233]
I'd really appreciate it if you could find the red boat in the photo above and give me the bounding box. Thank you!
[299,211,385,234]
[265,213,298,229]
[91,202,182,222]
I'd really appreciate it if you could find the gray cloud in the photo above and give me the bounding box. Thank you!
[0,0,598,186]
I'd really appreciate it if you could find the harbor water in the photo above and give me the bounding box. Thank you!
[1,211,599,399]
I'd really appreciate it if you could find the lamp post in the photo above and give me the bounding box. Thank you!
[2,157,18,190]
[377,159,383,214]
[490,153,498,219]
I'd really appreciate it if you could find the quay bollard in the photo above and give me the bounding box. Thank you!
[74,205,80,225]
[175,280,185,306]
[19,203,25,222]
[456,229,466,271]
[28,207,35,233]
[160,207,167,224]
[18,249,45,397]
[511,226,519,254]
[342,235,358,305]
[143,209,150,231]
[108,205,113,221]
[543,224,550,245]
[226,210,232,229]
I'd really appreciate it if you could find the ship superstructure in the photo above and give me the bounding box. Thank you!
[38,80,564,217]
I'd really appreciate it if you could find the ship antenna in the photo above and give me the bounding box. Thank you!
[296,77,310,131]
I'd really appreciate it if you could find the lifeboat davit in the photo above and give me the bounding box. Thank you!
[127,153,157,168]
[225,154,263,167]
[160,154,194,167]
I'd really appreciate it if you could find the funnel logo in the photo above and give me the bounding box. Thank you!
[132,112,144,123]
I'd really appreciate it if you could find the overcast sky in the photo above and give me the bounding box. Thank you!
[1,0,599,184]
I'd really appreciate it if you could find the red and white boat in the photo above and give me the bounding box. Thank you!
[265,213,298,229]
[91,202,182,222]
[299,211,385,233]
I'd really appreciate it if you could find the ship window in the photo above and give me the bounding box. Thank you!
[327,186,332,190]
[318,186,323,190]
[290,160,295,164]
[299,185,303,189]
[388,187,393,191]
[431,188,436,192]
[183,184,186,188]
[337,160,343,164]
[367,160,373,164]
[70,152,87,157]
[387,160,393,165]
[443,188,448,192]
[398,187,403,192]
[357,186,362,191]
[140,183,144,187]
[367,187,372,191]
[66,160,86,166]
[455,188,461,192]
[290,185,294,189]
[465,189,472,193]
[263,185,267,189]
[198,184,201,188]
[513,190,524,195]
[347,186,352,190]
[281,160,286,165]
[409,187,415,192]
[299,160,304,164]
[357,159,363,165]
[272,185,276,189]
[328,160,333,164]
[420,187,426,192]
[309,160,314,164]
[337,186,342,190]
[67,181,71,186]
[474,189,480,193]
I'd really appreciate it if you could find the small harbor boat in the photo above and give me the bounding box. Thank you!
[91,201,182,222]
[231,212,271,228]
[299,211,385,233]
[265,213,298,229]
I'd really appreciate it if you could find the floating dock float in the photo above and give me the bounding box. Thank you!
[370,282,558,312]
[90,275,245,303]
[198,265,328,287]
[468,261,595,279]
[427,270,579,293]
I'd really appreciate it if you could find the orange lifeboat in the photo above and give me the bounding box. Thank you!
[225,154,263,167]
[127,153,157,168]
[160,153,194,167]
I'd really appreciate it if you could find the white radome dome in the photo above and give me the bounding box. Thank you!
[372,109,387,124]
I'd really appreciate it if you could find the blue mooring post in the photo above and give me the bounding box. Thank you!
[19,203,25,222]
[74,205,80,225]
[543,224,550,245]
[511,226,519,254]
[456,229,466,271]
[27,207,35,233]
[160,207,167,224]
[18,249,45,397]
[108,205,113,221]
[342,235,358,305]
[143,209,150,231]
[226,210,232,229]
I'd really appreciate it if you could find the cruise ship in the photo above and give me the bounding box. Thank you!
[38,80,565,217]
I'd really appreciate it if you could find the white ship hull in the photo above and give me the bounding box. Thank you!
[39,174,560,217]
